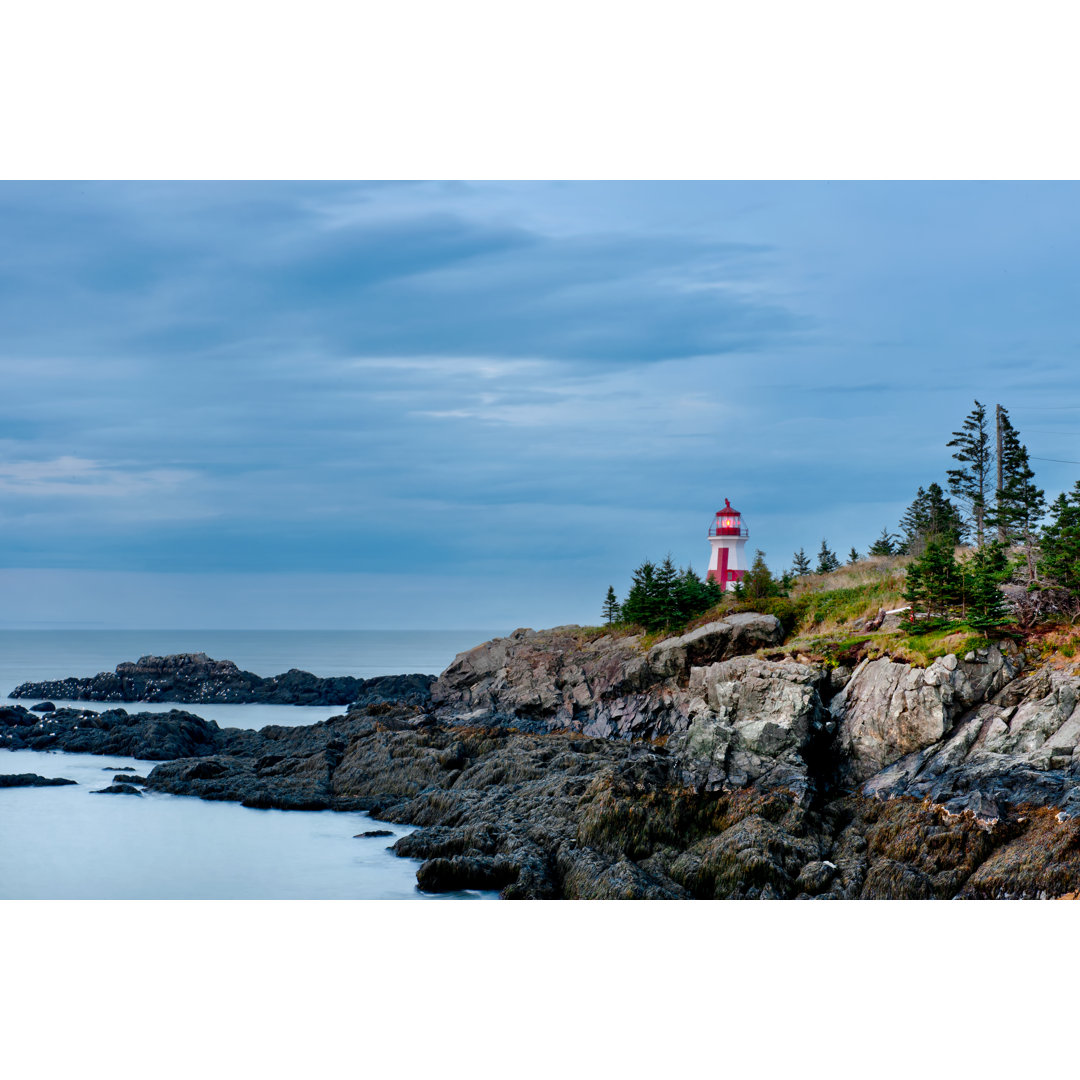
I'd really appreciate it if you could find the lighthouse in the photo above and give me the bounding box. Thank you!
[706,498,749,591]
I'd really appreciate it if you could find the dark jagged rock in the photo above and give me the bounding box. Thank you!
[30,702,55,713]
[10,653,436,708]
[113,774,148,785]
[94,783,143,795]
[0,705,220,759]
[10,617,1080,898]
[0,773,76,788]
[354,829,393,838]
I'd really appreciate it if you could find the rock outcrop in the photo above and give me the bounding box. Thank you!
[674,656,831,800]
[831,644,1021,781]
[430,614,783,738]
[863,667,1080,819]
[0,773,77,788]
[10,653,435,709]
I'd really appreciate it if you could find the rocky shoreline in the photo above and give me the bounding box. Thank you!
[7,615,1080,898]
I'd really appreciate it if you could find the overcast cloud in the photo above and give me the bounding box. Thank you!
[3,182,1080,627]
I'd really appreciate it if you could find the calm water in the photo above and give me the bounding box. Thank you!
[0,629,499,728]
[0,630,503,899]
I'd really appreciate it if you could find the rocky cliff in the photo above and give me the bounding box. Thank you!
[10,618,1080,898]
[9,652,434,708]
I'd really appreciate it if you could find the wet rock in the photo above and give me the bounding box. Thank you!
[0,773,77,787]
[94,783,143,795]
[354,829,394,838]
[30,702,55,713]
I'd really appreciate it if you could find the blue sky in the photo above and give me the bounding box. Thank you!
[2,181,1080,628]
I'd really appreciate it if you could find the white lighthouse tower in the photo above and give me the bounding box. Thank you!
[706,498,749,591]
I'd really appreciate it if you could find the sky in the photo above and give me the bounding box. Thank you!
[2,181,1080,628]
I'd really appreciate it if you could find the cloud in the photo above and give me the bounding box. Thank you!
[0,456,195,499]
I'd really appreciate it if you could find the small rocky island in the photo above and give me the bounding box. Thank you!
[10,652,434,708]
[7,611,1080,899]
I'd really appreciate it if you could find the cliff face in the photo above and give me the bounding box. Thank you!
[431,623,1076,826]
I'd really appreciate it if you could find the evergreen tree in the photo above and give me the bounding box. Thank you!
[672,565,720,624]
[847,547,861,564]
[903,538,962,625]
[898,482,964,554]
[868,528,898,556]
[655,554,679,626]
[963,542,1011,629]
[815,539,841,575]
[947,400,995,547]
[1039,484,1080,596]
[620,560,660,629]
[739,549,785,602]
[987,408,1045,578]
[791,547,812,575]
[602,586,620,624]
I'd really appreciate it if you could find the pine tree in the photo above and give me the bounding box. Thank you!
[868,528,898,556]
[603,586,620,624]
[815,539,840,575]
[1039,485,1080,596]
[847,547,861,564]
[791,547,812,575]
[947,400,995,547]
[987,408,1045,579]
[898,483,964,555]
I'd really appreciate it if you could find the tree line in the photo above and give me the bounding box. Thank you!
[603,399,1080,635]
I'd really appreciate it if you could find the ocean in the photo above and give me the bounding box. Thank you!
[0,629,504,899]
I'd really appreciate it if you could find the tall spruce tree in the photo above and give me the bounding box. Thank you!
[847,547,861,564]
[603,586,620,624]
[947,400,995,547]
[1039,484,1080,597]
[791,547,812,575]
[898,482,964,554]
[988,408,1045,578]
[868,528,898,556]
[815,539,841,575]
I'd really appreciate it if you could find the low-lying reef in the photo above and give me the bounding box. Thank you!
[9,652,435,709]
